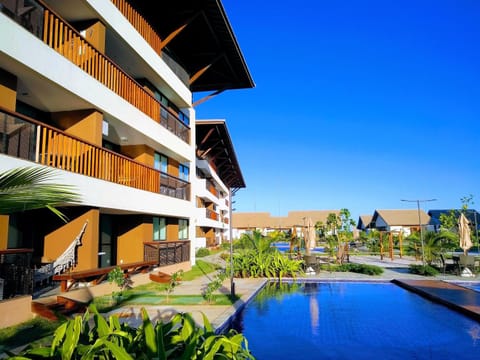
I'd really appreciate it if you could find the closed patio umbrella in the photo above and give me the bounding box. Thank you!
[459,213,472,255]
[303,217,316,254]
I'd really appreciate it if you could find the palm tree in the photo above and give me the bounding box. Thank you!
[0,167,80,222]
[407,230,457,265]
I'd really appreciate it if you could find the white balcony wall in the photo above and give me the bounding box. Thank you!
[0,156,196,219]
[0,15,192,163]
[85,0,191,107]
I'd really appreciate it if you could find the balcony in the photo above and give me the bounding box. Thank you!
[206,208,219,221]
[0,248,33,300]
[144,241,190,266]
[0,108,190,200]
[110,0,190,87]
[0,0,190,143]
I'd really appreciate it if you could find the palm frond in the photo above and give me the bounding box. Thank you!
[0,167,80,218]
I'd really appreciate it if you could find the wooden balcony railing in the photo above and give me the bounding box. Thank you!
[144,241,190,266]
[206,208,219,221]
[206,180,218,197]
[0,0,190,143]
[0,108,190,200]
[110,0,190,86]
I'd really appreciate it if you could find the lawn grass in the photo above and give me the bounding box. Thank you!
[181,259,219,281]
[0,317,64,353]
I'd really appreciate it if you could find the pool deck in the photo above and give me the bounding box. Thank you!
[393,279,480,321]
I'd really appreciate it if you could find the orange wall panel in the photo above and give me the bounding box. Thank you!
[52,110,103,146]
[117,221,151,264]
[43,209,99,271]
[0,68,17,111]
[83,21,106,54]
[0,215,9,250]
[121,145,154,166]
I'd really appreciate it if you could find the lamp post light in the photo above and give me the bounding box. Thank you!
[229,188,235,298]
[401,198,437,266]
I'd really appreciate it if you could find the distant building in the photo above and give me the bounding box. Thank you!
[370,209,431,236]
[428,209,480,231]
[357,215,373,231]
[232,210,340,238]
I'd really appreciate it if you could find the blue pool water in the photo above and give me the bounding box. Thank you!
[455,282,480,293]
[232,282,480,360]
[272,242,325,253]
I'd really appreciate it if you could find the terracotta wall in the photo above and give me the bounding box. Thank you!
[167,219,179,241]
[51,110,103,146]
[117,217,151,264]
[43,209,99,271]
[0,68,17,111]
[82,21,106,54]
[0,215,9,250]
[121,145,154,166]
[168,158,180,177]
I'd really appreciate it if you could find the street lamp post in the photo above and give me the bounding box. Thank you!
[228,188,235,298]
[401,198,437,266]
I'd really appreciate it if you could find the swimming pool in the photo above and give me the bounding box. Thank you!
[272,242,325,253]
[232,282,480,359]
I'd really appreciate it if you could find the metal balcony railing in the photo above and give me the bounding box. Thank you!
[0,0,190,143]
[0,108,190,200]
[144,241,190,266]
[0,248,33,300]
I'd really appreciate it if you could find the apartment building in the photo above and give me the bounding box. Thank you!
[0,0,253,306]
[195,119,245,248]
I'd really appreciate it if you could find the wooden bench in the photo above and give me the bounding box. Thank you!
[53,260,157,292]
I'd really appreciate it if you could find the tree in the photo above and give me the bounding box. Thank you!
[0,167,80,222]
[406,231,457,265]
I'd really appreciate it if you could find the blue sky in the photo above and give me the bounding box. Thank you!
[194,0,480,221]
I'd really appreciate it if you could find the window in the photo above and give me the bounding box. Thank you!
[154,153,168,174]
[179,164,189,181]
[153,217,166,241]
[178,219,188,240]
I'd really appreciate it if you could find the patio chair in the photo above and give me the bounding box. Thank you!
[439,254,455,275]
[303,255,320,273]
[456,255,476,276]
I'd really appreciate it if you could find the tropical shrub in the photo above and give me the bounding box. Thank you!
[107,266,132,296]
[235,230,276,253]
[409,264,439,276]
[203,270,228,304]
[406,231,457,265]
[231,250,303,280]
[8,306,255,359]
[196,247,211,257]
[319,263,384,275]
[165,270,184,303]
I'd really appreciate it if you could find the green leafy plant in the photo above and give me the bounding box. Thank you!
[231,250,303,280]
[319,263,383,275]
[165,270,184,303]
[196,247,211,257]
[0,167,80,222]
[203,271,227,304]
[409,264,439,276]
[9,305,255,359]
[108,266,132,297]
